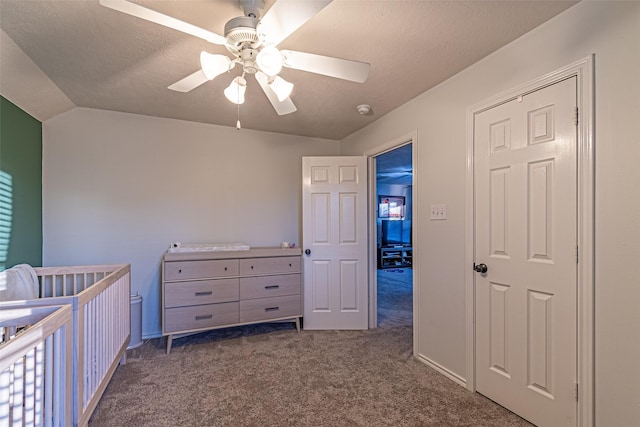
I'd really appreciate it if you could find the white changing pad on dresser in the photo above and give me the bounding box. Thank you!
[167,242,250,253]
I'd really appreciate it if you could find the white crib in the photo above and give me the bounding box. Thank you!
[0,304,73,426]
[0,264,131,427]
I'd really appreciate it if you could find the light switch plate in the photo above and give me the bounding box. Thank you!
[430,204,447,220]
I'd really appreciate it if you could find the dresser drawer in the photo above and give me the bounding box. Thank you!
[164,302,239,333]
[240,274,300,300]
[239,256,301,276]
[239,295,301,323]
[164,278,239,308]
[164,259,239,281]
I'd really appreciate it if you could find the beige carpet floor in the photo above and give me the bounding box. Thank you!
[88,269,531,426]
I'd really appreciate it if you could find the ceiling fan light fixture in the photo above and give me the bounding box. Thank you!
[200,52,232,80]
[256,46,283,76]
[224,76,247,104]
[268,76,294,102]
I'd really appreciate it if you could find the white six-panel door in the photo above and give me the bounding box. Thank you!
[302,156,368,330]
[474,77,578,426]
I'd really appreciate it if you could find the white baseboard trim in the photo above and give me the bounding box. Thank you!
[416,353,467,388]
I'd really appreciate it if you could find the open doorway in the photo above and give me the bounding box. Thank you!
[375,144,413,328]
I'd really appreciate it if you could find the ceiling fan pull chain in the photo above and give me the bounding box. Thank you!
[236,83,242,131]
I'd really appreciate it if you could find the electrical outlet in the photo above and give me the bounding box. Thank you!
[430,204,447,220]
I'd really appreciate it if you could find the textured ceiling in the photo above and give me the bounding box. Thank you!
[0,0,577,140]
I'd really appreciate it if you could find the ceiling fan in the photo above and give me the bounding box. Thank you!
[99,0,371,117]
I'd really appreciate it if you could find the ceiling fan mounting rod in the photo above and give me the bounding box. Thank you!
[239,0,265,19]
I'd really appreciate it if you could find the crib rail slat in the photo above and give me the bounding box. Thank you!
[45,334,53,427]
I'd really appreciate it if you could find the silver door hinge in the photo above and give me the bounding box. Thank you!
[575,382,579,401]
[574,107,579,126]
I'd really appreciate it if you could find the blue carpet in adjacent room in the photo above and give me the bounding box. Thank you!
[377,267,413,328]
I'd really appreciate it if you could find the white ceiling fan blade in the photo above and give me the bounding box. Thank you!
[168,70,209,92]
[258,0,332,46]
[281,50,370,83]
[99,0,226,45]
[255,72,297,116]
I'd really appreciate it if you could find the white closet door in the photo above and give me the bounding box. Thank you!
[474,77,578,426]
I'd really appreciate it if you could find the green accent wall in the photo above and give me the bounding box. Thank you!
[0,96,42,270]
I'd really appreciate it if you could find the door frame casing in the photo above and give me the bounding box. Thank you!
[464,56,594,426]
[365,131,417,330]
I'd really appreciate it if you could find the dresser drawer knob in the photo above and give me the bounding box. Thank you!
[195,314,213,320]
[251,266,254,269]
[178,269,182,273]
[195,291,213,296]
[224,267,228,271]
[265,285,279,290]
[289,263,292,267]
[265,307,280,312]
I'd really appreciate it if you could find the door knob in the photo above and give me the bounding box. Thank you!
[474,263,488,273]
[305,249,311,256]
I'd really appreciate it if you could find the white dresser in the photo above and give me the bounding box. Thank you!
[162,247,302,354]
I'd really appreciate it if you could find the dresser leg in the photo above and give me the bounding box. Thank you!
[166,335,173,355]
[294,318,300,333]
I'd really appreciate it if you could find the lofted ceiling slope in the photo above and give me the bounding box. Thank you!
[0,0,577,140]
